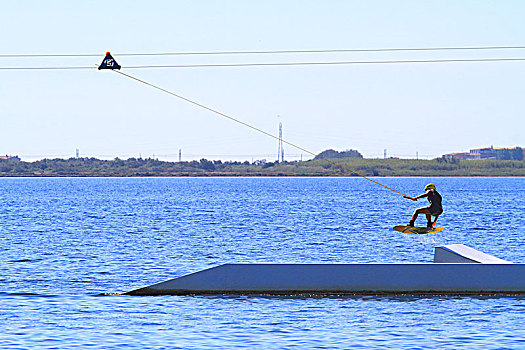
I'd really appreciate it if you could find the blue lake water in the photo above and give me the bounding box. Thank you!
[0,177,524,349]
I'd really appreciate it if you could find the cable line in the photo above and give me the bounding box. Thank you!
[3,45,525,57]
[0,66,94,70]
[112,69,408,197]
[3,57,525,70]
[121,57,525,68]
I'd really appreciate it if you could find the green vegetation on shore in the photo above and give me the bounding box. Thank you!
[0,157,524,177]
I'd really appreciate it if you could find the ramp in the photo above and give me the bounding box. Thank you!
[434,244,511,264]
[126,263,525,295]
[125,245,522,296]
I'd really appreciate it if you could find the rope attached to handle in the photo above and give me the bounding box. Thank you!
[114,70,408,197]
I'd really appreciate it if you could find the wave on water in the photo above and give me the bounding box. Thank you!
[0,291,58,298]
[8,258,43,263]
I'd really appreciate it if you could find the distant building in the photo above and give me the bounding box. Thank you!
[0,155,20,162]
[443,146,523,161]
[443,152,473,160]
[469,146,497,160]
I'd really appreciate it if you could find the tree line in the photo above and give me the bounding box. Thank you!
[0,155,523,177]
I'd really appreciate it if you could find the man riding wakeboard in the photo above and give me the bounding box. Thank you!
[404,183,443,228]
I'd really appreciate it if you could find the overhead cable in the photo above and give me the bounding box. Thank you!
[2,45,525,58]
[2,57,525,70]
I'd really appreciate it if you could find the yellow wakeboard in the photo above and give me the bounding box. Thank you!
[393,225,444,235]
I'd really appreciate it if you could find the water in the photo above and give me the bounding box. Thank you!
[1,177,524,349]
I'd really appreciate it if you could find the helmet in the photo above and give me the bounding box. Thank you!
[425,183,436,191]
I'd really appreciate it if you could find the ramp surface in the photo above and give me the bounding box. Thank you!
[434,244,511,264]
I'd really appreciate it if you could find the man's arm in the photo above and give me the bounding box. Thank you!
[404,190,430,201]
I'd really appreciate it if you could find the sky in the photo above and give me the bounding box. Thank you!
[1,0,524,162]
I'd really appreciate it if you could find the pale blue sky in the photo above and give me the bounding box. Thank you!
[1,1,524,161]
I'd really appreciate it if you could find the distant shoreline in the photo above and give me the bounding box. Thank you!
[0,173,524,178]
[0,157,524,177]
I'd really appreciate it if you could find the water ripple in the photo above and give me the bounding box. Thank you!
[0,177,524,349]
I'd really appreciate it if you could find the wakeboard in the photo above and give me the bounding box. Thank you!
[393,225,444,235]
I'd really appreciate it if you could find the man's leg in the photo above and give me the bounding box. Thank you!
[410,208,431,226]
[425,213,433,227]
[431,214,440,228]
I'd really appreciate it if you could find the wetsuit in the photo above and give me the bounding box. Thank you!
[424,189,443,216]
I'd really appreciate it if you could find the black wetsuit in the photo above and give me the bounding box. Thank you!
[425,189,443,216]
